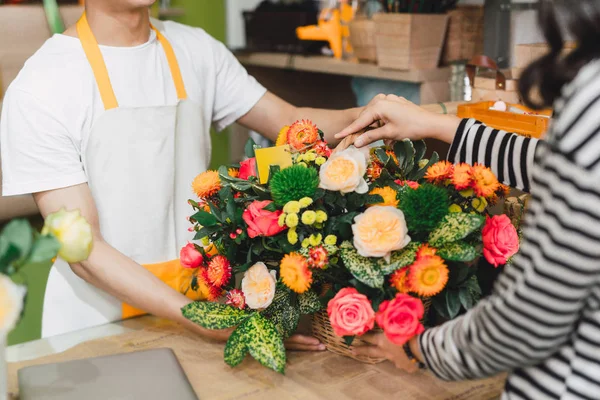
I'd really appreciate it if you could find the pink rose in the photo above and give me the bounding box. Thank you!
[376,293,425,345]
[180,243,204,269]
[242,200,286,239]
[482,215,519,267]
[239,158,257,180]
[327,288,375,337]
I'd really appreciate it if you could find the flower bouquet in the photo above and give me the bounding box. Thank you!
[181,120,519,373]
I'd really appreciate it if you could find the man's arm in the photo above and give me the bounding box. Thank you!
[34,184,231,341]
[237,91,362,144]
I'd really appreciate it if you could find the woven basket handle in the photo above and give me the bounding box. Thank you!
[466,55,507,90]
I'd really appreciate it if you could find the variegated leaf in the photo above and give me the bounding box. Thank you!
[437,241,478,262]
[242,313,287,374]
[224,326,248,367]
[429,213,485,247]
[378,242,420,275]
[181,302,249,330]
[298,290,322,314]
[340,241,384,288]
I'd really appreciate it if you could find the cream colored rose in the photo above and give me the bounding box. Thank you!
[241,262,277,310]
[352,206,411,262]
[319,146,368,194]
[0,274,26,335]
[42,208,93,263]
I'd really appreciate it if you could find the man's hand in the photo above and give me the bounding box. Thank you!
[352,332,420,372]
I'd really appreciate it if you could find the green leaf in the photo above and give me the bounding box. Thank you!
[432,295,450,320]
[465,275,482,296]
[1,219,33,260]
[409,152,439,181]
[445,289,461,319]
[182,302,249,329]
[377,242,420,275]
[339,242,384,288]
[27,235,61,265]
[224,326,248,367]
[266,165,281,184]
[298,290,322,314]
[262,202,278,212]
[191,211,218,227]
[343,336,355,346]
[399,140,415,174]
[413,140,427,163]
[240,313,286,374]
[231,181,252,192]
[459,287,474,310]
[226,195,236,222]
[245,138,257,158]
[375,148,390,165]
[428,213,485,247]
[263,288,300,339]
[437,242,478,262]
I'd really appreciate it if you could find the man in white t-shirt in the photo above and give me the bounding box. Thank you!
[0,0,361,346]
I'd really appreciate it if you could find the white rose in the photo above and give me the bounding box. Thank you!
[352,206,411,262]
[319,146,369,194]
[0,274,27,335]
[241,262,277,310]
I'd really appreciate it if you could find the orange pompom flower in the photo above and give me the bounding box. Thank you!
[280,252,312,293]
[452,163,474,190]
[207,255,232,288]
[276,125,290,147]
[206,284,223,302]
[471,164,500,198]
[228,168,239,178]
[367,160,383,180]
[425,161,454,184]
[369,186,399,207]
[407,246,449,297]
[308,246,329,269]
[416,244,438,259]
[287,120,319,150]
[390,267,410,293]
[192,170,221,199]
[198,268,223,302]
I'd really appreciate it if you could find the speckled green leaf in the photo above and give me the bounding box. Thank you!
[340,241,384,288]
[437,241,478,262]
[264,288,300,339]
[182,302,249,330]
[378,242,420,275]
[224,326,248,367]
[429,214,485,247]
[240,313,286,374]
[299,290,322,314]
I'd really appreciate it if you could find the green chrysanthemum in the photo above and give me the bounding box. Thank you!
[270,165,319,206]
[400,184,449,235]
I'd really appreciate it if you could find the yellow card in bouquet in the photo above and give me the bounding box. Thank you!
[255,145,293,184]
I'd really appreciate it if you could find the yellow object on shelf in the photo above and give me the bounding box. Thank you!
[457,101,552,139]
[296,3,355,59]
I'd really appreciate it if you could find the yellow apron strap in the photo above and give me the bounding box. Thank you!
[76,12,188,111]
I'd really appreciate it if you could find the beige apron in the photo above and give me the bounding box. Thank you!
[42,13,210,338]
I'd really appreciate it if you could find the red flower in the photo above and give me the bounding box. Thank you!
[482,215,519,267]
[207,255,232,287]
[225,289,246,310]
[308,246,329,269]
[395,180,420,190]
[180,243,204,269]
[314,141,332,157]
[239,157,257,180]
[376,294,425,345]
[327,288,375,337]
[242,200,287,238]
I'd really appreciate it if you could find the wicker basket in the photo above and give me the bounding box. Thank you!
[349,18,377,63]
[312,298,432,364]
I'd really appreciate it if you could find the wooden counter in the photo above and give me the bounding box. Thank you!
[8,316,505,400]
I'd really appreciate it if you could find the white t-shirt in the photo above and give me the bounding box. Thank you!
[0,20,266,196]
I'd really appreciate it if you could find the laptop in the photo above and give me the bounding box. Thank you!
[18,348,198,400]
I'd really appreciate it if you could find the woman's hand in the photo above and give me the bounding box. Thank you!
[285,334,326,351]
[335,94,461,148]
[353,332,420,372]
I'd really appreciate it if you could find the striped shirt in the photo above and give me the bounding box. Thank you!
[419,59,600,400]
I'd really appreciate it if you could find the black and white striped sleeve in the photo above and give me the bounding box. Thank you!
[447,119,540,193]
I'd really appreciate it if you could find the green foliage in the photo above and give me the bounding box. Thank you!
[270,165,319,206]
[181,302,249,329]
[400,184,449,235]
[298,290,322,314]
[377,242,420,275]
[245,138,257,158]
[224,327,248,367]
[429,213,485,247]
[263,287,300,339]
[238,313,286,374]
[339,241,384,288]
[437,241,478,262]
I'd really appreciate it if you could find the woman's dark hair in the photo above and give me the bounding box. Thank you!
[519,0,600,109]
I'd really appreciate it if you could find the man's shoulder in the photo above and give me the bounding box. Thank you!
[154,19,222,55]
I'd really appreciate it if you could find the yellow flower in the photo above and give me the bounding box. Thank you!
[369,186,399,207]
[192,170,221,198]
[299,197,313,208]
[305,152,317,162]
[241,262,277,309]
[297,162,308,168]
[460,188,474,198]
[418,159,429,169]
[302,239,310,248]
[278,213,287,227]
[201,236,210,246]
[276,126,290,147]
[309,234,323,247]
[407,250,449,297]
[287,228,299,245]
[285,213,299,228]
[42,209,93,263]
[319,147,368,194]
[448,204,462,213]
[283,201,301,214]
[315,157,327,166]
[228,168,239,178]
[296,154,305,163]
[0,274,26,334]
[352,206,411,262]
[315,210,328,223]
[324,235,337,245]
[302,210,317,225]
[472,197,488,213]
[280,253,312,294]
